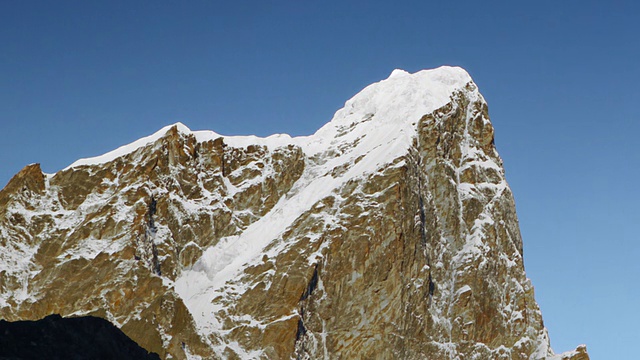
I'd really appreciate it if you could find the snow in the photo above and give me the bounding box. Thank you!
[455,285,472,297]
[388,69,410,79]
[57,236,126,261]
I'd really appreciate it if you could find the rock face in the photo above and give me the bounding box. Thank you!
[0,314,161,359]
[0,67,587,359]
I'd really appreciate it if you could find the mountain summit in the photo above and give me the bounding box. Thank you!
[0,67,587,359]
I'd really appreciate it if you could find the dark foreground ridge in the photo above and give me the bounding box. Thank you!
[0,314,160,360]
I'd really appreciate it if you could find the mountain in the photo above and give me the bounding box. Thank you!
[0,67,588,359]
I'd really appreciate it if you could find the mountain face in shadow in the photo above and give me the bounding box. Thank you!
[0,314,160,360]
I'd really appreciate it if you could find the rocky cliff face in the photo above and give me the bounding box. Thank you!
[0,67,587,359]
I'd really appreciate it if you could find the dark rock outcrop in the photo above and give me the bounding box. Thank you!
[0,314,160,360]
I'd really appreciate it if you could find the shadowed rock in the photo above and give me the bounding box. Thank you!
[0,314,160,360]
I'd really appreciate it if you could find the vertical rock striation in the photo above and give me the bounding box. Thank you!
[0,67,587,359]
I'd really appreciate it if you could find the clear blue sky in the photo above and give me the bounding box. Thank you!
[1,1,638,358]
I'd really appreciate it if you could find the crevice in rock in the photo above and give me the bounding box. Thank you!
[192,142,200,159]
[146,196,161,276]
[412,150,431,266]
[294,314,309,360]
[300,265,319,301]
[221,142,228,177]
[295,264,320,359]
[148,158,159,180]
[295,317,307,342]
[418,195,427,248]
[428,272,436,307]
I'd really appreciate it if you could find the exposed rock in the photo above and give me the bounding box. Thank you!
[0,67,587,359]
[553,345,590,360]
[0,163,45,210]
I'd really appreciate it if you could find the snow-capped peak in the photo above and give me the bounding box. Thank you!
[64,122,193,170]
[388,68,410,79]
[63,66,473,172]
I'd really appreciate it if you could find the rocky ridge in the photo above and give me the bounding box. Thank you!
[0,67,587,359]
